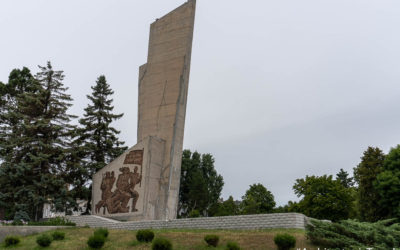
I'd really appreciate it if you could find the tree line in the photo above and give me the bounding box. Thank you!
[0,63,126,221]
[178,147,400,222]
[1,63,399,223]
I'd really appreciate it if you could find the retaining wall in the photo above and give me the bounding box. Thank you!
[66,213,309,230]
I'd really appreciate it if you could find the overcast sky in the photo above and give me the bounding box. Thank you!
[1,0,400,205]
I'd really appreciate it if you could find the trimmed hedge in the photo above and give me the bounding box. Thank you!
[94,228,109,238]
[152,238,172,250]
[87,234,105,249]
[52,231,65,240]
[204,234,219,247]
[136,229,155,242]
[226,241,241,250]
[4,236,20,247]
[274,233,296,250]
[36,234,52,247]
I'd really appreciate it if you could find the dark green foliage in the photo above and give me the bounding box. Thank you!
[179,150,224,217]
[51,231,65,240]
[0,63,77,220]
[36,234,52,247]
[293,175,353,221]
[87,234,105,249]
[204,234,219,247]
[209,196,239,217]
[28,217,75,226]
[152,238,172,250]
[188,209,200,218]
[4,236,20,247]
[77,75,126,175]
[136,229,155,243]
[307,218,400,249]
[13,210,30,222]
[375,145,400,219]
[274,233,296,250]
[336,168,354,188]
[226,241,240,250]
[73,75,126,212]
[353,146,385,222]
[94,228,109,238]
[240,183,275,215]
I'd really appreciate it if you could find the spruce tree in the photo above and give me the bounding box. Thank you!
[0,62,77,220]
[77,75,126,185]
[353,147,385,222]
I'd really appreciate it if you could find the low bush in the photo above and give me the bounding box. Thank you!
[274,233,296,250]
[94,228,109,238]
[36,234,52,247]
[307,218,400,249]
[188,209,200,218]
[87,234,105,249]
[28,217,75,226]
[52,231,65,240]
[204,234,219,247]
[226,241,240,250]
[152,238,172,250]
[4,236,20,247]
[136,229,155,242]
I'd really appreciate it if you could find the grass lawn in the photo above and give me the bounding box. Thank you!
[0,227,316,250]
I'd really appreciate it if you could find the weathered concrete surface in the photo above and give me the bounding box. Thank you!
[92,137,165,221]
[0,226,71,242]
[92,0,196,222]
[67,213,309,230]
[137,0,196,220]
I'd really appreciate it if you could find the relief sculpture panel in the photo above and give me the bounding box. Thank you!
[95,150,143,215]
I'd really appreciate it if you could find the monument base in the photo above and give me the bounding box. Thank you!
[92,136,166,221]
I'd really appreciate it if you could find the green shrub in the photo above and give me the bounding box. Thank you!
[306,218,400,249]
[188,209,200,218]
[204,234,219,247]
[11,220,23,226]
[152,238,172,250]
[28,217,75,226]
[36,234,52,247]
[274,233,296,250]
[87,234,105,249]
[94,228,109,238]
[136,229,155,242]
[51,231,65,240]
[4,236,20,247]
[226,241,240,250]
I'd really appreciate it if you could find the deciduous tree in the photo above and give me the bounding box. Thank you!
[293,175,353,221]
[240,183,275,215]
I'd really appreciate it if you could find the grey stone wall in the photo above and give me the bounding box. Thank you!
[0,226,70,242]
[67,213,308,230]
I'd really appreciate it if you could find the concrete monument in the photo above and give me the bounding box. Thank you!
[92,0,196,221]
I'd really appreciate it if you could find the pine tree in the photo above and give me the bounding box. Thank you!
[76,75,126,187]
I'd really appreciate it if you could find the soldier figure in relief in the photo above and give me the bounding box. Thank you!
[129,166,142,212]
[95,171,115,214]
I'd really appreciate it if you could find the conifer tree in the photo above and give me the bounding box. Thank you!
[353,147,385,222]
[77,75,126,184]
[0,63,76,220]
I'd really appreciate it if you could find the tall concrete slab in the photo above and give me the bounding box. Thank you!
[92,0,196,221]
[137,0,196,221]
